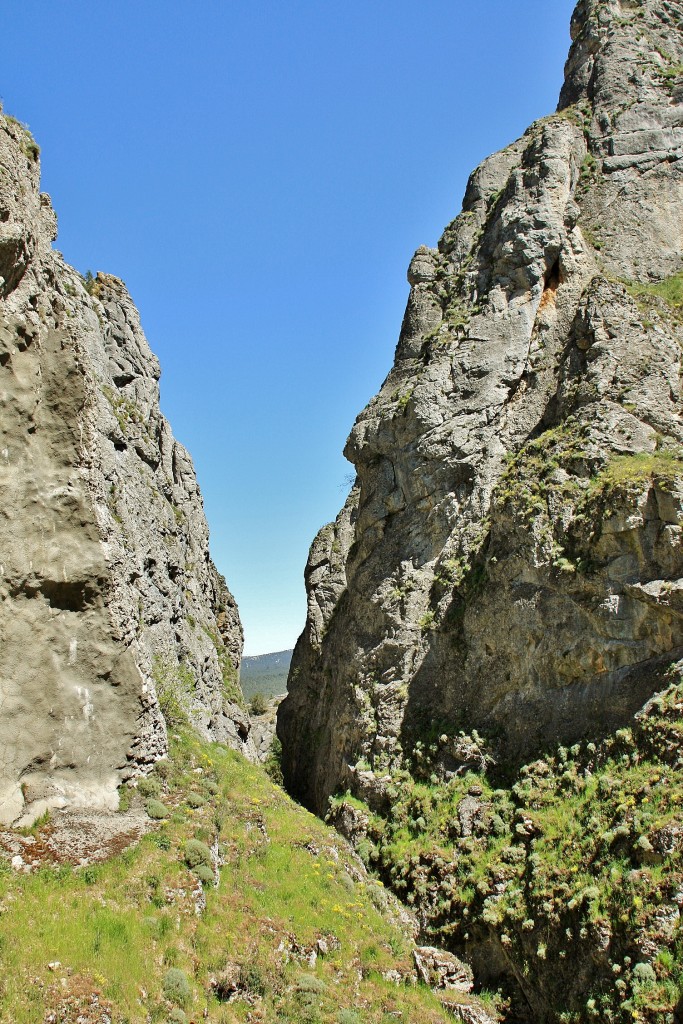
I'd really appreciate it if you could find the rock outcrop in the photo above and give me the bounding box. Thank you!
[279,0,683,815]
[0,109,252,825]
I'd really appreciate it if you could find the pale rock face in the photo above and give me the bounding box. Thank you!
[279,0,683,814]
[0,112,253,825]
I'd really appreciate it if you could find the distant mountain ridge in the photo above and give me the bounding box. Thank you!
[241,649,292,699]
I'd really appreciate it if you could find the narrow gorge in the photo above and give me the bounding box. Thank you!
[1,0,683,1022]
[0,75,491,1024]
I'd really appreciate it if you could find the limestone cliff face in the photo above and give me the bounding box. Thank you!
[279,0,683,814]
[0,110,252,826]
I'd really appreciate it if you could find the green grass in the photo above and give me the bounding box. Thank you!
[625,271,683,323]
[2,111,40,161]
[0,728,454,1024]
[493,423,683,572]
[659,63,683,90]
[588,449,683,493]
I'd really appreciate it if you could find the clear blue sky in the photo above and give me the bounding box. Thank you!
[3,0,575,655]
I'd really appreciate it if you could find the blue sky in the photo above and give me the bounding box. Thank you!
[4,0,575,655]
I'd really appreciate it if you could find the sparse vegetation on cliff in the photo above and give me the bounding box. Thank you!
[625,272,683,324]
[330,676,683,1023]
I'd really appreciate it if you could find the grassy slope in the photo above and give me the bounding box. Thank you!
[331,680,683,1023]
[0,729,464,1024]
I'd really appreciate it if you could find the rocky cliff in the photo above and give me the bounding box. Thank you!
[279,0,683,813]
[0,108,252,826]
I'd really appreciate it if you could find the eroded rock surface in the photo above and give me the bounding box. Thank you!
[279,0,683,814]
[0,110,252,825]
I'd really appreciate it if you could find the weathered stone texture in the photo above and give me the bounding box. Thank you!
[0,111,252,825]
[279,0,683,814]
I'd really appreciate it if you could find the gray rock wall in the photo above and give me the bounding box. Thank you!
[279,0,683,814]
[0,110,252,825]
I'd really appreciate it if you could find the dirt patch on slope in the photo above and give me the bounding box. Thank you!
[0,807,151,870]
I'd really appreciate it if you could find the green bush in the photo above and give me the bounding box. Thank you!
[167,1009,187,1024]
[117,784,132,812]
[337,1011,361,1024]
[264,737,284,786]
[151,829,171,850]
[240,964,266,996]
[186,792,205,809]
[296,974,326,994]
[138,776,161,798]
[153,657,192,729]
[633,962,657,989]
[193,864,215,886]
[146,799,169,820]
[184,839,212,869]
[249,692,268,716]
[162,967,191,1007]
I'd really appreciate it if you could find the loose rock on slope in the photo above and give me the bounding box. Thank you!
[0,108,253,826]
[279,0,683,813]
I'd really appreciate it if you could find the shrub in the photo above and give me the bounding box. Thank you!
[296,974,326,994]
[249,692,268,716]
[138,776,161,797]
[167,1010,187,1024]
[184,839,212,869]
[241,964,266,996]
[193,864,215,886]
[151,830,171,850]
[186,792,205,809]
[632,962,657,989]
[153,657,192,729]
[418,610,435,631]
[117,784,132,812]
[264,737,284,785]
[491,813,507,836]
[162,967,191,1007]
[147,799,169,820]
